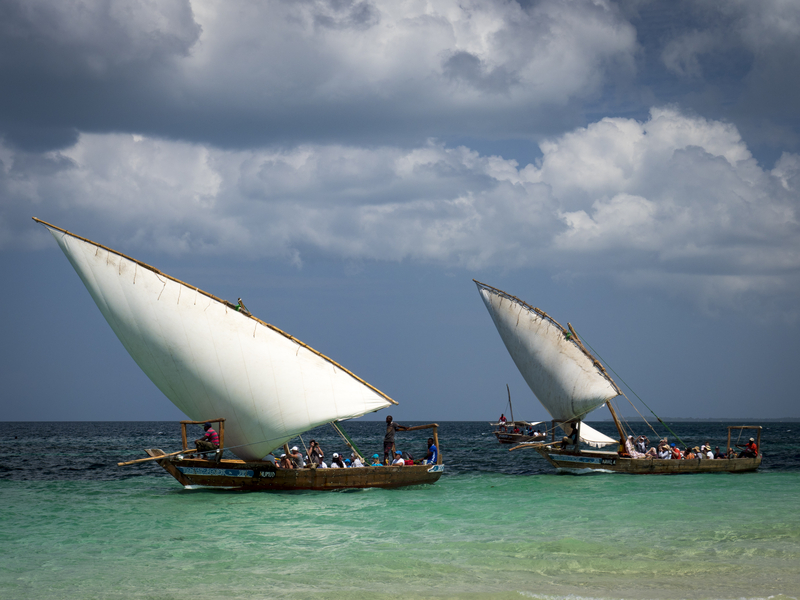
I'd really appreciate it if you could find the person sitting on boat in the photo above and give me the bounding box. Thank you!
[684,447,696,459]
[383,416,409,465]
[194,423,219,458]
[279,454,294,469]
[392,451,405,466]
[289,446,305,468]
[330,453,345,468]
[370,453,382,466]
[670,443,682,460]
[308,440,324,466]
[738,438,758,458]
[318,457,329,468]
[624,435,647,459]
[714,446,727,459]
[350,453,364,467]
[422,438,438,465]
[658,445,671,459]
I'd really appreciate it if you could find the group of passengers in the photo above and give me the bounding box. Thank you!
[274,416,439,469]
[497,414,542,437]
[623,435,758,460]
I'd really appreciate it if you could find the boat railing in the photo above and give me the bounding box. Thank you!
[727,425,761,458]
[404,423,442,465]
[180,418,226,457]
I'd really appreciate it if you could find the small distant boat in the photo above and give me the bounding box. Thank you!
[490,385,546,445]
[34,217,444,490]
[475,280,762,474]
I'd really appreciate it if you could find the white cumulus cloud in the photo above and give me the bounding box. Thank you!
[4,106,798,311]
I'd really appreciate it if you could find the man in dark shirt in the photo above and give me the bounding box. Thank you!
[383,415,408,465]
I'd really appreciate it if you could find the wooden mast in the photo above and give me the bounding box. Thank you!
[605,400,627,445]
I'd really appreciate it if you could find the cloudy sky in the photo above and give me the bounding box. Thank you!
[3,0,799,424]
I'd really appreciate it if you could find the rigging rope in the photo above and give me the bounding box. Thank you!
[330,421,365,463]
[573,327,688,449]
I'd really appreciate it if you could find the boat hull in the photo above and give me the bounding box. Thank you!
[151,455,444,490]
[535,447,762,474]
[493,432,546,445]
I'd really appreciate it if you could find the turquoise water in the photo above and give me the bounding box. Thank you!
[2,422,799,600]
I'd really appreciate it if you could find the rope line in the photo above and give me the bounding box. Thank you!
[573,327,688,449]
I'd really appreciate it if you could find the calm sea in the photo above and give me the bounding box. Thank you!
[1,421,798,600]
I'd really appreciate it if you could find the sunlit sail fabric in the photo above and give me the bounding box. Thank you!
[476,281,619,422]
[42,223,394,460]
[558,421,617,448]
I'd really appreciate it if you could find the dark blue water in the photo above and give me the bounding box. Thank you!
[2,420,798,481]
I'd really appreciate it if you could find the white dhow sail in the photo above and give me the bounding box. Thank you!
[475,281,620,423]
[37,219,395,460]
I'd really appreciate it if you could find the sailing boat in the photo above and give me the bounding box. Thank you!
[490,384,546,445]
[475,280,761,474]
[34,217,443,490]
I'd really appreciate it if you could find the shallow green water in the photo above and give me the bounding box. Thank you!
[3,472,799,599]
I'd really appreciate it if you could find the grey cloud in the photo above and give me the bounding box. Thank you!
[0,0,200,150]
[0,0,638,152]
[443,51,520,94]
[310,0,380,30]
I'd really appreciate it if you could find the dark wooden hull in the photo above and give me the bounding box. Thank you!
[534,447,762,474]
[152,455,444,490]
[494,431,546,445]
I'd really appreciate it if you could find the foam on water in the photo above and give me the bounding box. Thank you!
[1,421,799,599]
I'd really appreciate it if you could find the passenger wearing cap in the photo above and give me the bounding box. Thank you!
[670,443,682,460]
[392,451,405,466]
[714,446,727,459]
[738,437,758,458]
[623,435,646,459]
[657,441,671,460]
[331,453,345,468]
[370,453,382,466]
[194,423,219,458]
[279,453,294,469]
[289,446,305,468]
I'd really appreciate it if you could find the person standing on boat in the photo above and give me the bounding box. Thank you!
[383,416,409,465]
[194,423,219,457]
[308,440,324,466]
